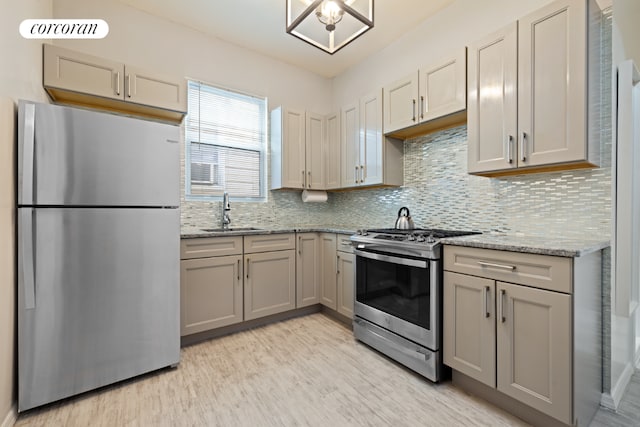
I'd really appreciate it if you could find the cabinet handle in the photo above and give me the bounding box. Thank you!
[127,74,132,98]
[360,164,364,183]
[412,99,416,122]
[477,261,516,271]
[483,286,490,318]
[337,255,340,274]
[246,258,250,279]
[237,259,241,281]
[115,71,120,96]
[298,236,302,255]
[354,166,358,184]
[499,289,506,323]
[507,135,513,164]
[520,132,527,162]
[308,171,311,188]
[302,170,305,188]
[420,95,425,119]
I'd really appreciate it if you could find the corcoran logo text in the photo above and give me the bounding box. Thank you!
[20,19,109,39]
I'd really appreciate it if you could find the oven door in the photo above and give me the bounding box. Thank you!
[354,249,439,351]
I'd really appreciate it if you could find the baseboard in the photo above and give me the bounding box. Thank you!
[601,362,635,410]
[1,404,17,427]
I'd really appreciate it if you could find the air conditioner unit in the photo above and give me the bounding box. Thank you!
[191,162,219,185]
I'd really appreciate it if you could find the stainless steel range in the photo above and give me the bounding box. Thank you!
[351,228,480,382]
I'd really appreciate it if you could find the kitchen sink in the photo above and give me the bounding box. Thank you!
[200,227,263,232]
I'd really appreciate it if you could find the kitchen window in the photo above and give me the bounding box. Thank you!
[185,80,267,201]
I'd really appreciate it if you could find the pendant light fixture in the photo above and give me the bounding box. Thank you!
[286,0,374,55]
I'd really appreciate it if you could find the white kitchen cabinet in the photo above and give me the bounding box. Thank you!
[179,237,244,336]
[324,112,341,189]
[340,91,403,188]
[341,102,360,188]
[383,49,466,138]
[244,249,296,321]
[336,250,355,319]
[467,0,600,175]
[443,245,602,427]
[180,255,243,336]
[296,233,321,308]
[320,233,338,310]
[43,44,186,123]
[243,233,296,320]
[271,107,326,190]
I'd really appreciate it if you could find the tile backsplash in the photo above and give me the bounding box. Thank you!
[182,10,612,242]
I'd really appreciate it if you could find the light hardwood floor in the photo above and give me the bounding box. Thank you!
[16,313,530,427]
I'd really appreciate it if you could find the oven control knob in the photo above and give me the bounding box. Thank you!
[426,235,436,244]
[407,234,416,241]
[416,235,426,243]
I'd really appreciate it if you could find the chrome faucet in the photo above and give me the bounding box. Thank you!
[221,192,231,230]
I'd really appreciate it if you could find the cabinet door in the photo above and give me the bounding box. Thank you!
[282,108,306,189]
[467,23,518,174]
[341,102,360,187]
[443,272,496,387]
[244,250,296,320]
[383,72,419,134]
[496,281,572,424]
[419,48,467,123]
[360,91,384,186]
[518,0,586,167]
[305,112,325,190]
[125,66,187,113]
[43,44,123,101]
[296,233,321,308]
[325,112,341,189]
[320,233,337,310]
[336,252,355,318]
[180,255,243,336]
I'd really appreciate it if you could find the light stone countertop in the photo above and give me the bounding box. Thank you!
[182,227,610,258]
[180,225,357,239]
[440,233,610,258]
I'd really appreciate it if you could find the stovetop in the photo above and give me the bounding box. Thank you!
[351,228,481,259]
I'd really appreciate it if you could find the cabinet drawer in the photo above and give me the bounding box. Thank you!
[244,233,295,253]
[336,233,355,254]
[443,245,572,293]
[180,236,243,259]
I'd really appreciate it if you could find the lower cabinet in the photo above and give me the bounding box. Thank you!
[320,233,338,310]
[443,245,601,427]
[244,249,296,320]
[318,233,355,319]
[296,233,321,308]
[180,255,244,336]
[336,250,355,318]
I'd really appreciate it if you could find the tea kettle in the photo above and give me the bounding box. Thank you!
[395,207,415,230]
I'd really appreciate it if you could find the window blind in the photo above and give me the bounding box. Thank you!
[186,81,266,199]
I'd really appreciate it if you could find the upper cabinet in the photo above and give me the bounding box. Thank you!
[341,91,403,188]
[383,49,467,139]
[324,112,341,190]
[271,107,327,190]
[43,44,187,123]
[467,0,601,176]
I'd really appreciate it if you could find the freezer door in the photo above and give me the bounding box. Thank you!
[18,100,179,207]
[18,207,180,411]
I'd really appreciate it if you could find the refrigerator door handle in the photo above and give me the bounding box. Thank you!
[21,208,36,309]
[22,103,36,205]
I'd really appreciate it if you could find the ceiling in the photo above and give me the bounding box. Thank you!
[118,0,455,78]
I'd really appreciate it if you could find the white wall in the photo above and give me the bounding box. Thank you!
[331,0,555,108]
[0,1,52,424]
[51,0,332,113]
[608,0,640,408]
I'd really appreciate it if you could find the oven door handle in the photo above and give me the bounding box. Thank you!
[354,249,428,269]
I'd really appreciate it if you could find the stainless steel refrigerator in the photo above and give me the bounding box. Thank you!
[17,100,180,411]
